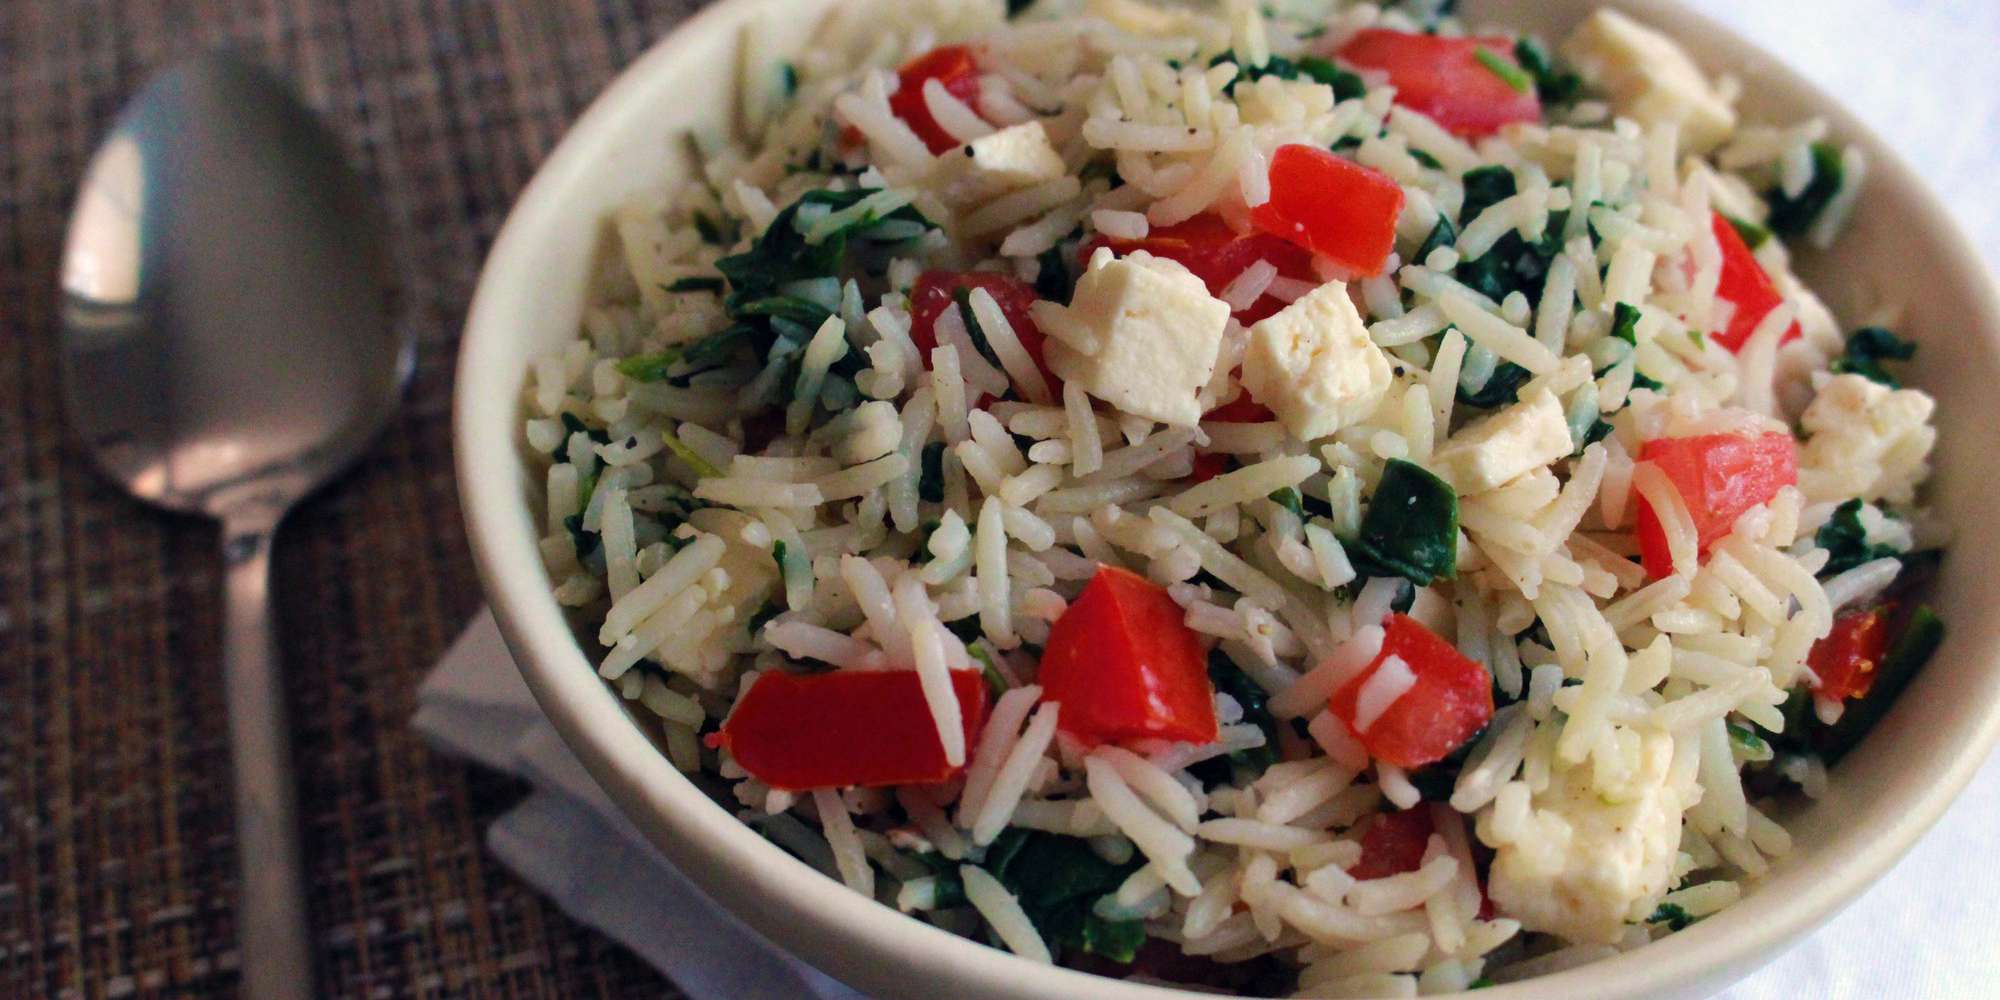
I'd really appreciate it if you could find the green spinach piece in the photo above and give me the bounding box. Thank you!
[1457,361,1534,409]
[1831,326,1917,388]
[1814,499,1903,577]
[1035,241,1076,304]
[1415,216,1457,266]
[1722,213,1773,250]
[667,276,725,294]
[1202,652,1280,780]
[1268,486,1306,521]
[1512,37,1582,104]
[1648,902,1695,931]
[1209,51,1365,101]
[982,829,1146,963]
[1473,48,1533,94]
[1609,301,1642,344]
[1347,460,1459,586]
[1766,142,1844,237]
[918,441,947,503]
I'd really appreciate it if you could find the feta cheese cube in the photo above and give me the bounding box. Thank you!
[1798,373,1937,506]
[1482,729,1683,944]
[1043,251,1230,427]
[1433,390,1573,493]
[1563,9,1738,154]
[1239,281,1392,442]
[930,121,1066,204]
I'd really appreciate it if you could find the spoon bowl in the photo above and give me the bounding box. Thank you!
[59,54,408,997]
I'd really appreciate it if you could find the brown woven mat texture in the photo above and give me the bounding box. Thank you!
[0,1,719,996]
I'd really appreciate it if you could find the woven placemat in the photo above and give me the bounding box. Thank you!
[0,1,712,996]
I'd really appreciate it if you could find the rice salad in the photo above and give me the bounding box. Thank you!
[524,0,1949,992]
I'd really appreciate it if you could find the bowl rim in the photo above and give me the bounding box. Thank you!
[453,1,2000,997]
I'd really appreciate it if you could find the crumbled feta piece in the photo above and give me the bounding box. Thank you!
[1797,373,1937,506]
[930,121,1066,204]
[1432,390,1574,493]
[1239,281,1392,442]
[1563,9,1738,154]
[1043,251,1231,427]
[1481,729,1683,944]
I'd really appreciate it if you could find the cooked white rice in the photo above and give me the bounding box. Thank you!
[526,0,1945,992]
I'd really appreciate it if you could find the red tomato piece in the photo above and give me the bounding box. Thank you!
[1039,566,1219,747]
[1350,807,1435,879]
[1204,393,1275,423]
[1707,213,1803,353]
[1329,614,1494,769]
[1188,452,1231,484]
[889,46,985,154]
[907,270,1060,402]
[713,668,989,791]
[1249,145,1405,279]
[1333,29,1542,136]
[1808,605,1894,701]
[1633,431,1799,579]
[1085,214,1315,323]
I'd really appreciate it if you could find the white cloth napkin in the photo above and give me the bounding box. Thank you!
[415,2,2000,995]
[412,613,860,1000]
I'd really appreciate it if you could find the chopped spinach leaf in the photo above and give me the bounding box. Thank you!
[1814,499,1903,576]
[1409,146,1443,170]
[981,829,1146,963]
[944,615,983,646]
[1416,216,1457,266]
[660,433,723,478]
[1609,301,1643,344]
[1473,48,1533,93]
[692,210,737,247]
[747,600,782,636]
[1459,165,1519,222]
[1035,240,1076,304]
[1209,50,1364,101]
[1457,361,1534,409]
[563,512,600,560]
[1203,652,1279,780]
[1407,722,1483,800]
[952,288,1010,373]
[918,441,947,503]
[1578,416,1616,455]
[667,276,725,294]
[1830,326,1917,388]
[779,62,799,99]
[1268,486,1306,521]
[713,188,938,401]
[970,644,1010,696]
[616,351,681,383]
[1722,213,1773,250]
[1512,37,1582,104]
[1006,0,1034,16]
[1347,459,1459,586]
[1648,902,1695,931]
[1766,142,1844,237]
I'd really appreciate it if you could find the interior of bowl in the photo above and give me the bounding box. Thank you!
[453,2,2000,997]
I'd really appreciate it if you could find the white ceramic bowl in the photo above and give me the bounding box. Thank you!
[455,2,2000,996]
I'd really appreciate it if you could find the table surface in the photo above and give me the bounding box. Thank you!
[0,1,706,996]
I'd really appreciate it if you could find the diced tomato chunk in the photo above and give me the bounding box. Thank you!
[1204,393,1275,423]
[1350,808,1435,879]
[1633,431,1799,579]
[1808,605,1894,701]
[1188,452,1231,484]
[713,668,989,791]
[1333,29,1542,136]
[1707,213,1803,353]
[882,45,986,154]
[908,270,1060,402]
[1249,145,1405,279]
[1039,566,1219,746]
[1085,214,1315,323]
[1328,614,1494,769]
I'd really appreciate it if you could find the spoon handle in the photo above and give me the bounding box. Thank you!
[222,513,316,997]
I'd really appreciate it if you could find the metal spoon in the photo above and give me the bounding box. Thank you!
[58,54,408,997]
